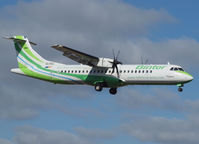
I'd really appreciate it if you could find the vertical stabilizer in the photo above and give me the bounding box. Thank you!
[5,35,47,68]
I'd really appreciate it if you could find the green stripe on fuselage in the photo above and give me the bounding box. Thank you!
[15,37,122,87]
[65,73,122,87]
[17,49,121,87]
[176,71,193,77]
[18,62,53,82]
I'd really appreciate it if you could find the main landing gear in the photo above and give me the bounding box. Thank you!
[94,85,117,95]
[95,85,103,91]
[177,84,184,92]
[109,88,117,95]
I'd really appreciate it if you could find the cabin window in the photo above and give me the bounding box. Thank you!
[142,70,144,73]
[86,70,88,73]
[131,70,133,73]
[108,70,111,73]
[68,70,70,73]
[79,70,81,73]
[170,67,174,71]
[146,70,148,73]
[120,70,122,73]
[101,70,103,73]
[71,70,73,73]
[135,70,137,73]
[127,70,129,73]
[150,70,152,73]
[61,70,63,73]
[82,70,84,73]
[138,70,141,73]
[124,70,126,73]
[75,70,77,73]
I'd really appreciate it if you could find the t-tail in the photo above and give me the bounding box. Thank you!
[5,35,49,78]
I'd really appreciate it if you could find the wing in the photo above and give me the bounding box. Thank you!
[51,45,99,66]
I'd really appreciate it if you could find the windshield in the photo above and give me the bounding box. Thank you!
[178,68,184,71]
[170,67,184,71]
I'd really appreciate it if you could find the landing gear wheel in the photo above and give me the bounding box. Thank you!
[95,85,103,91]
[178,87,183,92]
[109,88,117,95]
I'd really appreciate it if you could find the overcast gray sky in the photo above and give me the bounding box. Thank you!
[0,0,198,144]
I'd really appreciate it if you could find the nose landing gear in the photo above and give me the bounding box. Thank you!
[178,87,183,92]
[177,84,184,92]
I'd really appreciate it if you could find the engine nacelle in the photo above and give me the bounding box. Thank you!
[96,58,114,68]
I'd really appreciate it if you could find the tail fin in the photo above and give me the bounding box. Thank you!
[5,35,47,68]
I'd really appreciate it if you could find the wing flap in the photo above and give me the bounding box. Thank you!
[52,45,99,66]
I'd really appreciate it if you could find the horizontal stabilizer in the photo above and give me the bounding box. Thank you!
[10,68,25,75]
[3,37,37,45]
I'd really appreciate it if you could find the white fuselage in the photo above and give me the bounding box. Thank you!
[44,63,193,86]
[8,35,194,94]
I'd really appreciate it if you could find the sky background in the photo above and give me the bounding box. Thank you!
[0,0,198,144]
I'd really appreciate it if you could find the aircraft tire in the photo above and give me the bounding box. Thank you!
[109,88,117,95]
[95,85,103,91]
[178,87,183,92]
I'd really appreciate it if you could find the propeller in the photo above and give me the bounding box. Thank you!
[110,50,122,78]
[141,56,149,64]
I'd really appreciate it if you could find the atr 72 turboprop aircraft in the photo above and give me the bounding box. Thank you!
[6,36,193,95]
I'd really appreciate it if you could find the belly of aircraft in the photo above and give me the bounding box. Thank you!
[124,76,179,85]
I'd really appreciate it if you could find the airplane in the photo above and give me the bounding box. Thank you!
[5,35,193,95]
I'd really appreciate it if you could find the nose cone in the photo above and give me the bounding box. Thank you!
[187,75,193,81]
[175,71,193,83]
[184,73,193,82]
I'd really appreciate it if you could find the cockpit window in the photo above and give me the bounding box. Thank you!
[178,68,184,71]
[170,67,184,71]
[174,68,178,71]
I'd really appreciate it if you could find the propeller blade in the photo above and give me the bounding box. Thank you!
[111,63,116,74]
[112,49,115,60]
[111,68,115,74]
[116,65,120,78]
[116,50,120,60]
[141,56,143,64]
[110,49,122,78]
[145,59,149,64]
